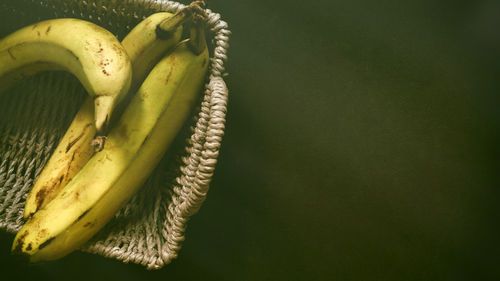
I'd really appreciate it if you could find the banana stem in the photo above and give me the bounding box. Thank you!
[157,1,208,40]
[188,20,208,55]
[156,9,191,39]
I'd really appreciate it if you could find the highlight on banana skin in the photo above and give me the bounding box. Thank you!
[2,1,211,262]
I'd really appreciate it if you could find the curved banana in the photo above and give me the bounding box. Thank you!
[0,18,132,132]
[23,11,188,219]
[12,27,209,261]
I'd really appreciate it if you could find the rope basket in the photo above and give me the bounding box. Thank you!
[0,0,230,269]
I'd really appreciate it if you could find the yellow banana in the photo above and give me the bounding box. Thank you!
[0,18,132,132]
[23,11,190,219]
[12,24,209,261]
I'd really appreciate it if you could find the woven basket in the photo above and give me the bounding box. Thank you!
[0,0,229,269]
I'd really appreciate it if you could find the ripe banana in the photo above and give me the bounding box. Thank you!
[23,11,189,219]
[12,24,209,262]
[0,18,132,133]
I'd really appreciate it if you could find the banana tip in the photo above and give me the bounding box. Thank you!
[11,239,31,264]
[23,212,34,220]
[94,95,114,133]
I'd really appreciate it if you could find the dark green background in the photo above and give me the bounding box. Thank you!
[1,0,499,280]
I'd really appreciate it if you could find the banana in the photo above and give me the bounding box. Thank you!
[0,18,132,133]
[12,23,209,262]
[23,11,190,219]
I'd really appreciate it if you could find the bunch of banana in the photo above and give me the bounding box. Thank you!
[7,3,210,262]
[23,8,192,219]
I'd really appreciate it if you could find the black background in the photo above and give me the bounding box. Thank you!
[1,0,500,280]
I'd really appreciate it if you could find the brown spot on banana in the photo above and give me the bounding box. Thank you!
[141,133,151,147]
[38,229,48,238]
[105,153,112,162]
[143,18,153,27]
[165,65,174,84]
[61,186,84,209]
[76,209,90,222]
[94,93,113,99]
[45,25,51,35]
[116,124,129,140]
[83,221,95,228]
[64,150,77,180]
[66,124,92,153]
[34,183,51,210]
[111,42,124,57]
[34,173,67,211]
[32,149,77,212]
[103,114,109,128]
[38,237,55,250]
[7,47,16,60]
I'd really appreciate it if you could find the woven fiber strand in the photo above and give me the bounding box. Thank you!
[0,0,229,269]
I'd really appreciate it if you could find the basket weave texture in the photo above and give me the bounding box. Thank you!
[0,0,229,269]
